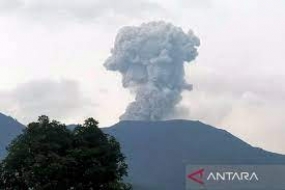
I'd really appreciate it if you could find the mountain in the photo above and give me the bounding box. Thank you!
[1,117,285,189]
[104,120,285,190]
[0,113,25,158]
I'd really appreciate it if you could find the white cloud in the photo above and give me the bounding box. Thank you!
[0,0,22,12]
[0,0,165,21]
[0,79,95,124]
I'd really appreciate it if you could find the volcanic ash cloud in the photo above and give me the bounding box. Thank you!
[104,21,200,121]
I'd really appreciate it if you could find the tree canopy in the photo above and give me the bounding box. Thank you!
[0,116,131,190]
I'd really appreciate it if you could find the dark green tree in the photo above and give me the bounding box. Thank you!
[0,116,131,190]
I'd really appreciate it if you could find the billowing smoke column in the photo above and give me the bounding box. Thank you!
[104,21,200,121]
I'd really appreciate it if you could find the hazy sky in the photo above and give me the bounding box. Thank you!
[0,0,285,154]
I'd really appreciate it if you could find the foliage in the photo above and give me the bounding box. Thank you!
[0,116,131,190]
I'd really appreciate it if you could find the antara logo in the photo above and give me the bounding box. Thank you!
[187,169,205,185]
[188,169,259,185]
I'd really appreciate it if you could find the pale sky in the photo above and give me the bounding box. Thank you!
[0,0,285,154]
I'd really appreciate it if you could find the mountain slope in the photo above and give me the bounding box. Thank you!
[0,113,25,158]
[104,120,285,190]
[1,117,285,189]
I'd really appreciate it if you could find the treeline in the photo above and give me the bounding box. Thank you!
[0,116,131,190]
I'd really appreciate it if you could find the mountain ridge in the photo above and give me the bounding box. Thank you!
[104,120,285,189]
[0,114,285,189]
[0,113,25,158]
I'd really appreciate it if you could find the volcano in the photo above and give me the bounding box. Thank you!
[104,120,285,190]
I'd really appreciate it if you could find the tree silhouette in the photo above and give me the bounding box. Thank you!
[0,116,131,190]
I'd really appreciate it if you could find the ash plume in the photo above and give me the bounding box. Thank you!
[104,21,200,121]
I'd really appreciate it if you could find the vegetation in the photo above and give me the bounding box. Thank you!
[0,116,131,190]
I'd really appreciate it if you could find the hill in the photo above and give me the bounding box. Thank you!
[1,116,285,189]
[104,120,285,190]
[0,113,25,158]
